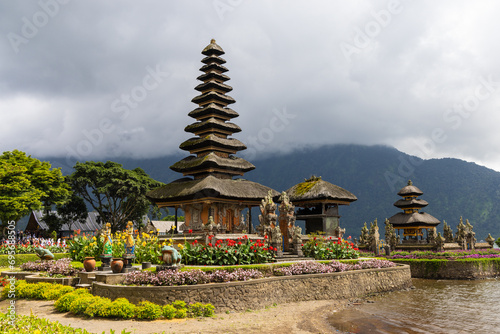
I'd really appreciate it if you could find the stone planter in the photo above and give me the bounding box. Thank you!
[142,262,152,269]
[25,274,79,286]
[110,258,124,273]
[83,257,96,272]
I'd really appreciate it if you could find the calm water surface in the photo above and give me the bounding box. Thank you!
[328,278,500,334]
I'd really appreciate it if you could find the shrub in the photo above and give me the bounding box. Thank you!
[42,285,74,300]
[302,235,359,260]
[135,301,163,320]
[188,302,214,318]
[0,253,69,267]
[83,297,113,318]
[110,298,136,319]
[175,308,187,319]
[69,295,97,315]
[20,258,79,277]
[54,289,91,312]
[172,300,187,309]
[163,304,177,319]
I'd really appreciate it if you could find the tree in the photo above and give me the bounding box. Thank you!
[42,192,88,235]
[67,161,163,231]
[0,150,70,227]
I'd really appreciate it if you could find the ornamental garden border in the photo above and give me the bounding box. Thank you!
[92,264,412,312]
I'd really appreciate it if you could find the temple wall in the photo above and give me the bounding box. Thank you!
[92,265,412,312]
[391,259,500,279]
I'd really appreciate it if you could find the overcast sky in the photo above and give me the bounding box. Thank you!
[2,1,500,172]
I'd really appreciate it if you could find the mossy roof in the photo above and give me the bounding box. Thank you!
[284,179,357,203]
[397,180,424,197]
[146,175,279,203]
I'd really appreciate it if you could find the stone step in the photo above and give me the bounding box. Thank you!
[75,283,92,289]
[275,257,313,262]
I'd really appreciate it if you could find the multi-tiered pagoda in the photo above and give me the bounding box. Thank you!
[388,180,440,242]
[147,40,279,233]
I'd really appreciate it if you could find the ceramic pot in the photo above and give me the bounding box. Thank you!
[110,258,124,273]
[83,257,96,272]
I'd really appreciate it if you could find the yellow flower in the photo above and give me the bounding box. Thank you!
[169,238,173,243]
[167,243,172,246]
[178,244,184,250]
[161,242,166,247]
[142,241,146,247]
[83,236,87,240]
[171,225,175,230]
[92,236,96,241]
[33,330,41,334]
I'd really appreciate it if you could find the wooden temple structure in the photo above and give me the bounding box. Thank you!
[147,40,279,233]
[388,180,440,243]
[283,176,357,236]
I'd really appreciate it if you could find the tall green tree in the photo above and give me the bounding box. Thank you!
[0,150,70,227]
[68,161,163,231]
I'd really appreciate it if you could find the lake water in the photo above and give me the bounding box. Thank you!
[328,278,500,333]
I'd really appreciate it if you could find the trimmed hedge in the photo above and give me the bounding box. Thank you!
[0,253,70,267]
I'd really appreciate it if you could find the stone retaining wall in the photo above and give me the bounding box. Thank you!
[392,259,500,279]
[92,265,411,312]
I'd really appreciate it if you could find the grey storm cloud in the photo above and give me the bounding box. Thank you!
[1,0,500,170]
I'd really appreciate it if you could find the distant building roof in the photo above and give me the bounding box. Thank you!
[26,210,102,232]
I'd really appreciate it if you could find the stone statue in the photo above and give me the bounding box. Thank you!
[465,219,476,250]
[428,227,437,244]
[359,222,370,246]
[367,219,380,255]
[384,218,399,250]
[124,221,135,255]
[35,247,54,260]
[159,245,182,266]
[257,190,278,238]
[456,217,466,249]
[443,221,454,243]
[334,226,346,239]
[279,191,297,252]
[435,232,445,251]
[102,222,112,256]
[486,233,496,247]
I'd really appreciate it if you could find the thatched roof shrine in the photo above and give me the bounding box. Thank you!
[285,176,357,205]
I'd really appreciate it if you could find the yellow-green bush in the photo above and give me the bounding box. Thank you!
[163,304,176,319]
[109,298,136,319]
[135,301,163,320]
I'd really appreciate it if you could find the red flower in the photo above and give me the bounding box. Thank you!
[225,250,228,253]
[301,244,303,247]
[250,246,253,250]
[315,243,318,246]
[254,250,257,253]
[348,236,352,239]
[208,243,212,247]
[354,248,359,251]
[264,235,268,239]
[188,229,193,233]
[313,237,316,240]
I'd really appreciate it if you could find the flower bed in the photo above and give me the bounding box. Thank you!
[20,258,80,277]
[385,249,500,260]
[302,235,359,260]
[0,244,66,255]
[180,235,275,266]
[123,259,396,286]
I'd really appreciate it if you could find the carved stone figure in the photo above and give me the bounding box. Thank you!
[384,218,399,250]
[35,247,54,260]
[465,219,476,250]
[435,232,445,251]
[367,219,380,255]
[159,245,182,266]
[456,217,466,249]
[279,191,296,252]
[428,227,437,244]
[443,220,454,243]
[334,226,346,239]
[359,222,370,246]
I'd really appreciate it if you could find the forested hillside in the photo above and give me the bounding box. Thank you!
[46,144,500,240]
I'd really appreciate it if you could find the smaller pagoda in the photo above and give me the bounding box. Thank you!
[388,180,440,242]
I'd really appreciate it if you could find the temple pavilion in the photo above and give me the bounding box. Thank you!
[147,40,279,233]
[283,176,357,236]
[388,180,440,242]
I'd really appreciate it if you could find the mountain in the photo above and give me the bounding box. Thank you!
[43,144,500,240]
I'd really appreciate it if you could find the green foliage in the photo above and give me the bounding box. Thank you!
[172,300,186,309]
[162,304,177,319]
[109,298,136,319]
[180,237,275,266]
[67,161,163,231]
[187,302,215,317]
[0,312,98,333]
[135,301,163,320]
[69,295,97,315]
[175,308,187,319]
[54,288,91,312]
[83,296,113,318]
[496,237,500,248]
[302,234,359,260]
[0,252,69,267]
[0,150,70,226]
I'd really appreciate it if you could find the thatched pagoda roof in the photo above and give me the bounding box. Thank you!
[147,175,279,204]
[284,176,357,204]
[197,71,230,83]
[388,212,440,227]
[202,39,224,56]
[393,198,429,209]
[397,180,423,197]
[179,134,246,153]
[188,103,238,120]
[170,153,255,175]
[201,55,226,65]
[195,81,233,94]
[184,118,241,135]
